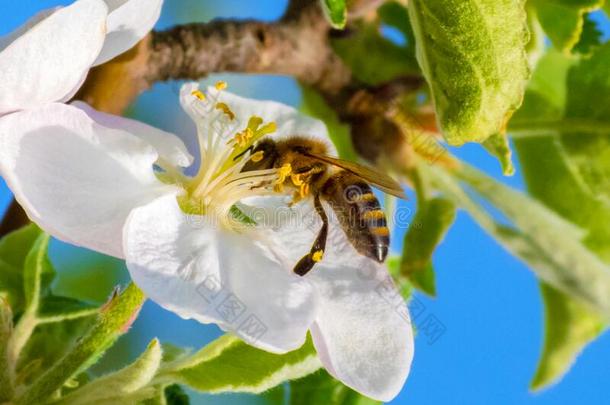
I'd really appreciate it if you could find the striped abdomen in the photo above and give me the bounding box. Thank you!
[321,170,389,262]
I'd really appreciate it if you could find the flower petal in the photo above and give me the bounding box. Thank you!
[309,261,413,401]
[123,194,319,353]
[72,101,193,167]
[93,0,164,65]
[257,201,413,400]
[0,103,178,258]
[0,0,108,115]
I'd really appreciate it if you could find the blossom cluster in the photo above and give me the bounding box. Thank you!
[0,0,413,400]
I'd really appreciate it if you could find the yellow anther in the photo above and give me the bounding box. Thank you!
[257,121,276,137]
[250,150,264,162]
[215,80,228,90]
[312,250,324,262]
[191,90,206,101]
[247,116,263,131]
[215,102,235,120]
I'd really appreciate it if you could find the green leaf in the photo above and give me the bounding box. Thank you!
[0,224,44,312]
[165,334,321,394]
[531,283,604,390]
[290,369,379,405]
[572,13,603,55]
[332,24,419,85]
[57,339,162,405]
[483,133,515,176]
[407,0,530,145]
[401,197,456,296]
[321,0,347,29]
[300,85,357,161]
[533,0,603,52]
[23,233,54,313]
[562,42,610,205]
[511,48,610,389]
[423,163,610,316]
[378,1,416,53]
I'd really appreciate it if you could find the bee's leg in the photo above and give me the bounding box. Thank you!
[294,193,328,276]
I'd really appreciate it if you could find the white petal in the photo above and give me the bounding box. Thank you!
[72,101,193,167]
[123,194,318,353]
[93,0,163,65]
[255,201,413,400]
[0,103,178,258]
[0,0,108,115]
[309,260,413,401]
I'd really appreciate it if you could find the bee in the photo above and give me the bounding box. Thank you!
[241,136,406,276]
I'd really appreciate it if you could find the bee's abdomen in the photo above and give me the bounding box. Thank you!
[322,171,389,262]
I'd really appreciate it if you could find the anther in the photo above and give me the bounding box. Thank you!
[215,81,228,90]
[215,102,235,120]
[191,90,206,101]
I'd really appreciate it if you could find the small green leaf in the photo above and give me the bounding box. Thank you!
[17,283,146,404]
[300,85,357,161]
[57,339,162,405]
[165,334,321,394]
[290,369,379,405]
[38,296,98,323]
[483,133,515,176]
[401,197,456,296]
[378,1,416,54]
[321,0,347,29]
[531,283,604,390]
[0,224,44,312]
[533,0,603,52]
[408,0,530,145]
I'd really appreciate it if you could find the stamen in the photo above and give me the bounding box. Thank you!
[215,80,228,90]
[191,90,206,101]
[291,174,303,186]
[215,102,235,120]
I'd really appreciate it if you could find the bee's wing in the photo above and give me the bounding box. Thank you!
[304,152,407,199]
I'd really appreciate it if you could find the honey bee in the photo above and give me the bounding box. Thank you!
[241,136,406,276]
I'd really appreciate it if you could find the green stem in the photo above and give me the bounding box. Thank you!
[16,283,146,405]
[508,119,610,137]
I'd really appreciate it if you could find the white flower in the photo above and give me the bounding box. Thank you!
[0,83,413,401]
[0,0,163,116]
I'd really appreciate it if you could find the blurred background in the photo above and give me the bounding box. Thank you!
[2,1,610,403]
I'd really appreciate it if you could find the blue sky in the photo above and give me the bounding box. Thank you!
[2,1,610,404]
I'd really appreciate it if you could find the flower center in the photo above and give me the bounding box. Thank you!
[178,82,285,229]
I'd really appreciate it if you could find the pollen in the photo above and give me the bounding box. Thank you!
[274,163,292,192]
[215,102,235,120]
[312,250,324,262]
[191,90,206,101]
[250,150,264,162]
[291,174,304,186]
[299,182,310,198]
[215,80,228,90]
